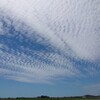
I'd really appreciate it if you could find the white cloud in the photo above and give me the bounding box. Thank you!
[0,0,100,83]
[0,0,100,61]
[0,48,78,83]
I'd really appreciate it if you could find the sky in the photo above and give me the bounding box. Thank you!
[0,0,100,98]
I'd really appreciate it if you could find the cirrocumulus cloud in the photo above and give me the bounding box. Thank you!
[0,0,100,83]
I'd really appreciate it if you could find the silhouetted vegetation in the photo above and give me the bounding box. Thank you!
[37,95,50,98]
[0,95,100,100]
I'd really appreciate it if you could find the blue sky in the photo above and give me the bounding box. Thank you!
[0,0,100,97]
[0,77,85,97]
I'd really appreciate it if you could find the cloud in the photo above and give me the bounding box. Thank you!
[0,0,100,61]
[0,0,100,83]
[0,45,78,83]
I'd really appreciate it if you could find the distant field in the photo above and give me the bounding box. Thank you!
[0,97,100,100]
[16,98,100,100]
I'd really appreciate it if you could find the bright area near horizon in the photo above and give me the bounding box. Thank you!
[0,0,100,98]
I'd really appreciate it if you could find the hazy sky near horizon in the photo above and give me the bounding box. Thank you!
[0,0,100,97]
